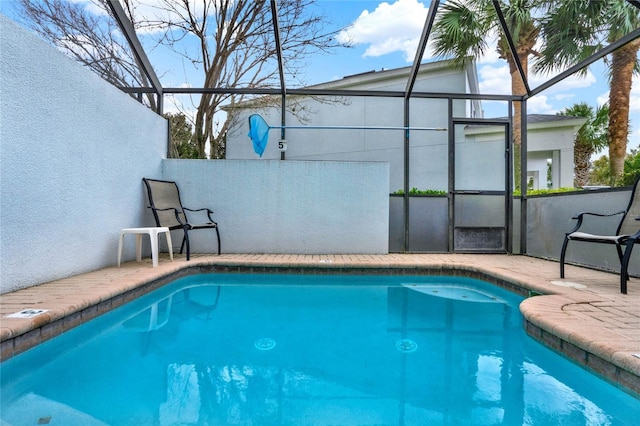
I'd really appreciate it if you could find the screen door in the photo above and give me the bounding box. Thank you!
[451,121,510,252]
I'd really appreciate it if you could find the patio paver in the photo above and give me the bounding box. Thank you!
[1,253,638,396]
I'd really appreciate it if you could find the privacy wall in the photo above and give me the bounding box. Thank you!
[526,188,640,276]
[0,15,168,293]
[160,159,390,255]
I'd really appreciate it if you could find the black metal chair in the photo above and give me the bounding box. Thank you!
[142,178,221,260]
[560,177,640,294]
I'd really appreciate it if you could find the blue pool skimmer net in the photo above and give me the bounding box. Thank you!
[247,113,447,157]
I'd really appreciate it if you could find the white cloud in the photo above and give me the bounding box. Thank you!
[630,75,640,113]
[526,95,555,114]
[478,64,510,95]
[530,69,597,94]
[478,63,597,96]
[554,93,576,102]
[474,33,604,116]
[336,0,429,62]
[477,46,501,64]
[629,129,640,150]
[130,0,192,35]
[478,62,605,117]
[597,91,610,107]
[629,76,640,151]
[163,93,198,118]
[475,36,501,64]
[592,71,640,112]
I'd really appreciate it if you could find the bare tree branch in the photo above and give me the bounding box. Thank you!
[16,0,347,158]
[15,0,159,109]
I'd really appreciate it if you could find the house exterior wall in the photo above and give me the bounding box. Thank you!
[464,120,581,189]
[526,126,576,188]
[0,15,168,294]
[527,153,550,189]
[227,65,582,193]
[226,63,468,192]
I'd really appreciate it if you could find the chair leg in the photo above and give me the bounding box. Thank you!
[615,243,629,281]
[620,240,636,294]
[215,226,221,255]
[560,236,570,278]
[183,229,191,261]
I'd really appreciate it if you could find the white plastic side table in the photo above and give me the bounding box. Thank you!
[118,227,173,268]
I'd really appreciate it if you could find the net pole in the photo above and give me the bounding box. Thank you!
[268,125,447,131]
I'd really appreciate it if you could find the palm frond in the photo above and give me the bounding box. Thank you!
[431,0,493,68]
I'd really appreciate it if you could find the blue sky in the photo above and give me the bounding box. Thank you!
[157,0,639,149]
[2,0,638,150]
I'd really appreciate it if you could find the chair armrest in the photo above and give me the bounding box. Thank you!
[183,207,213,213]
[183,207,216,223]
[148,206,187,226]
[571,210,625,220]
[567,210,626,234]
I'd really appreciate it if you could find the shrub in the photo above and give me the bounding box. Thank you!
[393,187,447,195]
[514,187,581,196]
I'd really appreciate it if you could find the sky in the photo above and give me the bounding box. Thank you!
[1,0,638,151]
[311,0,639,151]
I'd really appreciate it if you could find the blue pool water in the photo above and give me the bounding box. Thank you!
[1,274,638,425]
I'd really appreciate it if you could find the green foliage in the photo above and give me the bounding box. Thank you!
[589,155,611,186]
[558,102,609,187]
[393,187,447,195]
[621,149,640,186]
[396,187,585,196]
[514,187,581,196]
[589,149,640,187]
[165,113,199,159]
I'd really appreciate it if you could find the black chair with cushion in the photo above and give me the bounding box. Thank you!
[560,177,640,294]
[142,178,221,260]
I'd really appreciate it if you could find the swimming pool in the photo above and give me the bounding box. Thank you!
[1,273,638,425]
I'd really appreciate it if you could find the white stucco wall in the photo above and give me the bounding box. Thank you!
[464,119,581,189]
[226,64,467,192]
[527,126,576,188]
[527,153,550,189]
[160,159,390,254]
[0,15,168,293]
[0,15,392,293]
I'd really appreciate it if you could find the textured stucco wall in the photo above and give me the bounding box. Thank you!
[160,159,390,254]
[0,15,168,293]
[0,15,390,293]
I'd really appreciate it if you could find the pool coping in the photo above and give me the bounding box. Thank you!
[1,253,639,397]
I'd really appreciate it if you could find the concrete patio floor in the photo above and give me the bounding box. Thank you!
[1,253,639,396]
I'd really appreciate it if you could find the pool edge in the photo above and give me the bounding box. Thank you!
[1,256,639,398]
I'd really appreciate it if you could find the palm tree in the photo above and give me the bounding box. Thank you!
[431,0,543,191]
[558,103,609,187]
[535,1,640,186]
